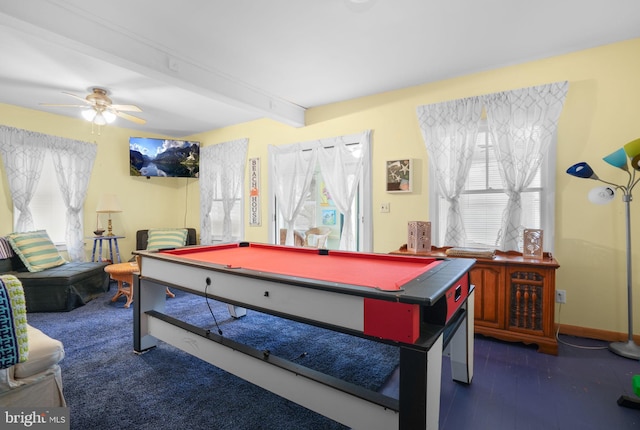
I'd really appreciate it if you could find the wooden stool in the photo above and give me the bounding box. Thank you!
[104,262,174,308]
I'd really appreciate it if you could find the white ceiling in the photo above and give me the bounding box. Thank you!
[1,0,639,137]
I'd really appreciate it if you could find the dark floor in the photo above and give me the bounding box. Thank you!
[381,334,640,430]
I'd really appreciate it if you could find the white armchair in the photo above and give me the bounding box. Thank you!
[303,227,332,249]
[0,275,66,407]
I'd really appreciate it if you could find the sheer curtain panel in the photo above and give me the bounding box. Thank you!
[0,126,47,232]
[482,81,568,251]
[199,145,216,244]
[316,131,369,250]
[417,97,483,246]
[49,137,97,261]
[269,144,318,246]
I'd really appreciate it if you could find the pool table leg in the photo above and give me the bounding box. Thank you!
[399,334,443,430]
[227,304,247,318]
[449,289,474,384]
[133,275,166,352]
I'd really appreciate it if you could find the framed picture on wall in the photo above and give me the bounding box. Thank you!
[322,209,336,225]
[386,159,413,193]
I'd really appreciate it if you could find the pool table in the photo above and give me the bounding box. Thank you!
[133,242,475,430]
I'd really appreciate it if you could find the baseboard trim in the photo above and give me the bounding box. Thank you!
[556,323,640,343]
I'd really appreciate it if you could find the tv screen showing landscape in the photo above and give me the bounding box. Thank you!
[129,137,200,178]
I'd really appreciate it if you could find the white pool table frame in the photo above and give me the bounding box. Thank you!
[133,247,474,430]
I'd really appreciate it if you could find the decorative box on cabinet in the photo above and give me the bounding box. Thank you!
[392,245,560,355]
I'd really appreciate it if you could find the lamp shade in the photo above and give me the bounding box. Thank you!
[96,194,122,213]
[566,162,598,179]
[603,148,628,170]
[93,112,107,126]
[623,137,640,158]
[632,154,640,171]
[81,109,97,122]
[103,110,116,123]
[588,186,616,205]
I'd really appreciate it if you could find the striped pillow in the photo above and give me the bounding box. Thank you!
[146,229,188,251]
[0,237,15,259]
[6,230,66,272]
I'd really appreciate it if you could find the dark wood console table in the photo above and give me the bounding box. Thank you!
[392,245,559,355]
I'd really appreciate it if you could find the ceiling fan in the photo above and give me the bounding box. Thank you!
[41,87,146,126]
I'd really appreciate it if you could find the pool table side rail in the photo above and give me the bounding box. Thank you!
[134,247,475,306]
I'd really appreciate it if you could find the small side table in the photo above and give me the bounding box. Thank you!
[104,262,175,308]
[90,235,124,263]
[105,262,138,308]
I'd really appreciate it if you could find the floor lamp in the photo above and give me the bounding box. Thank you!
[566,137,640,360]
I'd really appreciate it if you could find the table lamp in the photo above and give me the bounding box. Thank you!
[566,137,640,360]
[96,193,122,236]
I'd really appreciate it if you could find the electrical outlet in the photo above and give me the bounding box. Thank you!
[380,202,390,213]
[555,289,566,304]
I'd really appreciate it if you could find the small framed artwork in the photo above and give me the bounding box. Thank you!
[523,229,543,259]
[322,209,336,226]
[386,159,413,193]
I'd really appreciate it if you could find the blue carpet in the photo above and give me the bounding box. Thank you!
[27,287,399,429]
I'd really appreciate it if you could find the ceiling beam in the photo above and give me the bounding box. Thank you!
[0,2,306,127]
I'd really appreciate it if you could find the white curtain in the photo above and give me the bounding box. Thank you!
[199,145,216,244]
[483,81,568,251]
[199,138,248,244]
[417,97,483,246]
[0,127,47,232]
[269,144,318,246]
[316,131,369,250]
[49,137,97,261]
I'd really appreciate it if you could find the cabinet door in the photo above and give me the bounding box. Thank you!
[471,263,505,329]
[506,267,551,335]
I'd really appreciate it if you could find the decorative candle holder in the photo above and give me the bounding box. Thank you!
[407,221,431,253]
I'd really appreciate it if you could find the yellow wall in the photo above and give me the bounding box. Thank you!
[1,38,639,337]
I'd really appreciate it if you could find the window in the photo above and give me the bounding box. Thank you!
[207,198,243,243]
[13,152,69,246]
[431,122,555,250]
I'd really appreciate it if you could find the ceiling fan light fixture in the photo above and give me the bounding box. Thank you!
[82,108,115,126]
[81,109,97,122]
[93,112,107,126]
[103,110,116,124]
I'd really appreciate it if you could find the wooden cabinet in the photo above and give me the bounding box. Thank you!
[392,246,559,355]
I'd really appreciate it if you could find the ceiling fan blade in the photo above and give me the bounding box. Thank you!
[115,110,146,124]
[110,104,142,112]
[62,91,92,105]
[39,103,88,108]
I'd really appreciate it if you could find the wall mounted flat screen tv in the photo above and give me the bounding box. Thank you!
[129,137,200,178]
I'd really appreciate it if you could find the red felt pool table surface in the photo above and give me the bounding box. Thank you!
[161,242,442,291]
